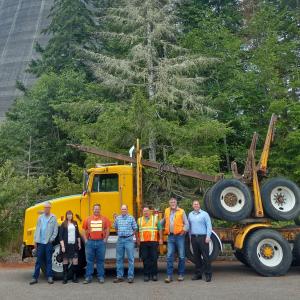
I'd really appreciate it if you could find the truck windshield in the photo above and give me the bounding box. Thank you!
[92,174,119,192]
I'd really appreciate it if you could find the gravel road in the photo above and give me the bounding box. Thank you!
[0,261,299,300]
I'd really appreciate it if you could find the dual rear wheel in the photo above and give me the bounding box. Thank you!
[235,229,292,276]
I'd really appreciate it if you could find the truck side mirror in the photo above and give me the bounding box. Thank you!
[83,170,90,195]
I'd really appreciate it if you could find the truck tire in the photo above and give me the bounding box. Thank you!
[261,178,300,221]
[209,179,253,221]
[292,234,300,266]
[294,214,300,226]
[41,243,67,280]
[244,229,292,276]
[41,234,86,280]
[204,188,219,219]
[185,233,221,263]
[234,249,250,267]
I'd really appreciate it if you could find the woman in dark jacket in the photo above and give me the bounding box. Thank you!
[59,210,81,284]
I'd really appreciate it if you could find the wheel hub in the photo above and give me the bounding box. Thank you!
[52,245,63,272]
[224,192,238,207]
[270,186,296,212]
[260,244,274,259]
[273,192,286,206]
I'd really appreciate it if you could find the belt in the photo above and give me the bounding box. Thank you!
[191,234,206,237]
[119,235,133,238]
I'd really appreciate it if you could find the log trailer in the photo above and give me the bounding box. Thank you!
[22,114,300,278]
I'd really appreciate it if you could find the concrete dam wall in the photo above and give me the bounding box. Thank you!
[0,0,53,121]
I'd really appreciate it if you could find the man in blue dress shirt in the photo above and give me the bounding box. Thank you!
[188,200,213,282]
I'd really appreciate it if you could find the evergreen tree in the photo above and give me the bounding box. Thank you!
[29,0,96,76]
[84,0,216,160]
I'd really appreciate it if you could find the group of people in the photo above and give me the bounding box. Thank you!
[29,197,213,285]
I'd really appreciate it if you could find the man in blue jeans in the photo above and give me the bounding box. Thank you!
[161,198,189,283]
[113,204,138,283]
[82,203,111,284]
[30,202,58,285]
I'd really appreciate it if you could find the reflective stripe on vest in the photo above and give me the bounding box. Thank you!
[138,215,158,242]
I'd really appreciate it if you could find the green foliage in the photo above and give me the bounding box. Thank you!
[54,164,83,196]
[0,70,102,175]
[180,0,300,182]
[0,161,51,249]
[29,0,96,76]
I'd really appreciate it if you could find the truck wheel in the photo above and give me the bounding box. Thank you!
[41,243,86,280]
[261,178,300,221]
[292,234,300,266]
[234,249,250,267]
[210,179,253,221]
[41,244,67,280]
[185,233,221,263]
[204,188,219,219]
[244,229,292,276]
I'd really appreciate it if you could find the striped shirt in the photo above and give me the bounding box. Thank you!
[114,214,137,237]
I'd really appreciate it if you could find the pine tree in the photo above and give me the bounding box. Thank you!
[29,0,96,76]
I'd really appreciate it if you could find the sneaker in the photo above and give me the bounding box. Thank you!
[47,277,54,284]
[164,276,172,283]
[29,278,38,285]
[113,277,124,283]
[152,275,158,281]
[98,277,104,284]
[144,275,150,282]
[127,278,134,284]
[192,274,202,280]
[83,278,92,284]
[177,275,184,281]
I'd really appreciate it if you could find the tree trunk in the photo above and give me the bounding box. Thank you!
[147,22,156,161]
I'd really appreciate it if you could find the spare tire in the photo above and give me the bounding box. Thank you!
[209,179,253,221]
[261,178,300,221]
[204,188,219,219]
[185,233,221,263]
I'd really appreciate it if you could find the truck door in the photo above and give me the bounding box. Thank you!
[89,173,120,226]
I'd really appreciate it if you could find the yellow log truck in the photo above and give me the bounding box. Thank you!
[22,114,300,278]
